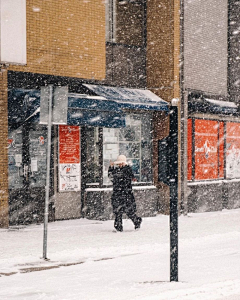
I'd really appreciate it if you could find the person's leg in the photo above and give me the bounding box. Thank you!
[126,210,142,230]
[134,216,142,229]
[114,212,123,232]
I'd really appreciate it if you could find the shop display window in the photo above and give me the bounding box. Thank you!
[103,113,153,184]
[226,122,240,179]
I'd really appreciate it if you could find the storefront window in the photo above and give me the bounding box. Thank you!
[103,113,152,184]
[8,127,24,189]
[226,122,240,179]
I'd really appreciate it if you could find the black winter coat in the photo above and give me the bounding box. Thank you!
[108,165,136,214]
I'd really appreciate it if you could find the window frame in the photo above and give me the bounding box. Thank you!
[105,0,117,43]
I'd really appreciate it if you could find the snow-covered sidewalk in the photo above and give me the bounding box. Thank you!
[0,209,240,300]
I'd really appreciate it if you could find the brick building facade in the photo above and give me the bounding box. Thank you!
[1,0,180,227]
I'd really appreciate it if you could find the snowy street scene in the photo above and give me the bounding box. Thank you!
[1,209,240,300]
[1,0,240,299]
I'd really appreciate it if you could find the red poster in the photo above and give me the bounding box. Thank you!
[187,119,192,180]
[59,126,80,164]
[195,120,218,180]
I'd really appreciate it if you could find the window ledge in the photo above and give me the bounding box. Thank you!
[85,185,157,192]
[188,178,240,186]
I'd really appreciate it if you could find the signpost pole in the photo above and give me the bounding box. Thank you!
[169,103,179,282]
[43,85,53,260]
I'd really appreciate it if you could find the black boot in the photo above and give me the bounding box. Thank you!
[134,217,142,230]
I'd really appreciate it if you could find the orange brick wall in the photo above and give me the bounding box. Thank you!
[0,69,9,227]
[9,0,106,80]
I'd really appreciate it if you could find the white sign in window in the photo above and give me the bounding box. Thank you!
[59,164,80,192]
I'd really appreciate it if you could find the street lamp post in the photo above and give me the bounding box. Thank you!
[169,100,179,282]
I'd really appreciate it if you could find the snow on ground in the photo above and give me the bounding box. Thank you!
[0,209,240,300]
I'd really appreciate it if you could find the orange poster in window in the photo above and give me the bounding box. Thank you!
[59,125,80,164]
[226,122,240,179]
[195,120,218,180]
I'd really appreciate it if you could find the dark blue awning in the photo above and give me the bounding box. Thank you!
[8,85,169,129]
[83,84,169,112]
[67,94,125,127]
[68,95,121,112]
[8,89,125,128]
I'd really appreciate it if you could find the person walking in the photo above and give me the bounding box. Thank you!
[108,154,142,232]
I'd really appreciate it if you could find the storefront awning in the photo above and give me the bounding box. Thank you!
[68,94,125,128]
[83,84,169,112]
[8,85,169,129]
[8,89,126,129]
[188,95,239,115]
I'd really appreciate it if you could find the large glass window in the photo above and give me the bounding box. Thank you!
[103,113,152,184]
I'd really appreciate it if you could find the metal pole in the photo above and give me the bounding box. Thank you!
[179,0,188,215]
[169,106,178,282]
[43,85,53,260]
